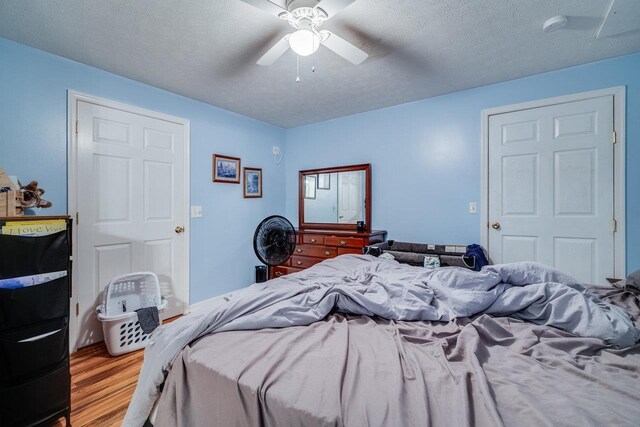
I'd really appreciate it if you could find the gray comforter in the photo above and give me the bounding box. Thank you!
[155,299,640,426]
[123,255,640,426]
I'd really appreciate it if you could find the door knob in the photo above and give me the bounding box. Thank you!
[491,222,501,230]
[175,226,185,234]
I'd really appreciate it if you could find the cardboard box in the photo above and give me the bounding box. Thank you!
[0,190,24,217]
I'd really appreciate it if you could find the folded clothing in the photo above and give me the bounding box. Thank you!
[136,306,160,334]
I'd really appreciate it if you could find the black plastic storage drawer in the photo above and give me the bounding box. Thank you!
[0,318,68,382]
[0,276,69,331]
[0,361,70,426]
[0,230,69,279]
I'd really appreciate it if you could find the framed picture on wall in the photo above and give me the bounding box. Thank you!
[317,173,330,190]
[213,154,241,183]
[243,167,262,198]
[304,175,317,199]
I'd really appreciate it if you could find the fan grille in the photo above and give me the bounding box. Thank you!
[253,215,296,266]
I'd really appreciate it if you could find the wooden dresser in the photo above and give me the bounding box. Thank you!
[269,229,387,279]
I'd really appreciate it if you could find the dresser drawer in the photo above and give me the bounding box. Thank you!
[302,235,325,245]
[272,266,303,278]
[294,244,337,258]
[0,276,69,332]
[338,247,363,255]
[290,256,324,269]
[0,231,69,280]
[325,236,364,248]
[0,318,68,382]
[0,361,70,426]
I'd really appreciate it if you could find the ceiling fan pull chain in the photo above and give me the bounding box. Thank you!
[296,55,300,83]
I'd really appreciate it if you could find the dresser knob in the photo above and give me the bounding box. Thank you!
[325,251,331,256]
[310,238,316,243]
[297,249,302,253]
[340,240,346,245]
[296,261,303,265]
[275,272,282,277]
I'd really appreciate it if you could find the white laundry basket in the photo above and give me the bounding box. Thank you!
[95,272,168,356]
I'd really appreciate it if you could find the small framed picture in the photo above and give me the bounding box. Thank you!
[213,154,241,183]
[317,173,330,190]
[243,167,262,198]
[305,175,317,199]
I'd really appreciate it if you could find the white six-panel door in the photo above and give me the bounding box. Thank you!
[487,95,615,285]
[73,99,188,349]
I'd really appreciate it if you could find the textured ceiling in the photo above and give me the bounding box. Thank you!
[0,0,639,128]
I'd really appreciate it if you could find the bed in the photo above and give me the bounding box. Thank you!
[125,255,640,427]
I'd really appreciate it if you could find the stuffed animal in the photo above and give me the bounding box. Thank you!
[18,180,52,209]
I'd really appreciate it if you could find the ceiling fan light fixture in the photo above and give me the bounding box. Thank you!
[288,29,320,56]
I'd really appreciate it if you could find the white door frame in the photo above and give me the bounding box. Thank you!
[67,90,191,352]
[480,86,626,278]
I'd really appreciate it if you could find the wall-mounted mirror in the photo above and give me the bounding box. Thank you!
[299,164,371,231]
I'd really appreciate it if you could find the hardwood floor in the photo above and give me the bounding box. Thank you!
[54,316,179,426]
[53,342,144,427]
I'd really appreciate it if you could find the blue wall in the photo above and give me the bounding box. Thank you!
[2,35,638,292]
[0,38,285,303]
[285,53,640,274]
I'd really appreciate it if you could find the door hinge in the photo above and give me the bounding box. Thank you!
[75,302,80,317]
[612,219,617,233]
[612,131,617,144]
[75,211,79,225]
[75,120,79,134]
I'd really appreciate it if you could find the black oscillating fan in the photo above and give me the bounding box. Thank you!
[253,215,297,267]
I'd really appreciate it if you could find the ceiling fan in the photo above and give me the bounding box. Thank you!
[240,0,368,66]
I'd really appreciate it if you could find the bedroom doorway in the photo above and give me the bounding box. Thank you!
[481,87,625,285]
[68,92,190,351]
[338,171,364,223]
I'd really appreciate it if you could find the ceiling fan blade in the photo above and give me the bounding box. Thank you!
[320,31,368,65]
[315,0,355,18]
[257,35,291,66]
[239,0,288,18]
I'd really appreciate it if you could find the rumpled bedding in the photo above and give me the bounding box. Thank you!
[123,255,640,426]
[155,297,640,426]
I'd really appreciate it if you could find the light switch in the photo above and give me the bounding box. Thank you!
[191,206,203,218]
[469,202,478,214]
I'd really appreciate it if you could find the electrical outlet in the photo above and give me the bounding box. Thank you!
[469,202,478,214]
[272,145,281,155]
[191,206,203,218]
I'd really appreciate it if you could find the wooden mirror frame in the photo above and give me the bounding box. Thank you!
[298,163,372,232]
